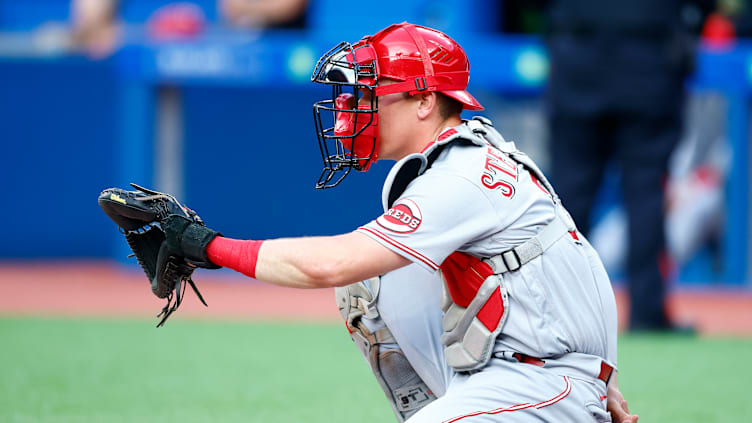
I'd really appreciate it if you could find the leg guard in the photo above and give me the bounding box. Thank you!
[335,278,437,422]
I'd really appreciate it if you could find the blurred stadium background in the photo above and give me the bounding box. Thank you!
[1,0,751,421]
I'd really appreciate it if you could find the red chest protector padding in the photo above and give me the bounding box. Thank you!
[440,252,506,332]
[439,252,510,371]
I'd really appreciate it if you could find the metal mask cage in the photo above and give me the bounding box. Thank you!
[311,41,379,189]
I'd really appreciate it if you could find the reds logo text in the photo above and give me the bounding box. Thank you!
[480,147,518,198]
[377,199,422,233]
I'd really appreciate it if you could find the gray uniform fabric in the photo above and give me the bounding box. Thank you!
[354,118,618,421]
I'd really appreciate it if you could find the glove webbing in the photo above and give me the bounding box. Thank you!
[156,273,207,327]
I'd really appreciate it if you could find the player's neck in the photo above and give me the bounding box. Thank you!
[387,116,463,160]
[424,115,462,149]
[399,115,461,157]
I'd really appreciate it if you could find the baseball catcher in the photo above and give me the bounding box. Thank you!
[98,183,221,326]
[94,22,638,423]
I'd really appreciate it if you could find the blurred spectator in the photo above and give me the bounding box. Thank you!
[543,0,714,332]
[70,0,120,58]
[220,0,308,29]
[701,0,752,47]
[147,3,207,40]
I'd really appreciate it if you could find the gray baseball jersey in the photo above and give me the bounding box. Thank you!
[357,120,619,421]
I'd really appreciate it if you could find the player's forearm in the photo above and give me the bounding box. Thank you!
[207,232,407,289]
[255,236,358,288]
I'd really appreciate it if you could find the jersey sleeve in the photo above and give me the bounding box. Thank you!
[357,171,498,272]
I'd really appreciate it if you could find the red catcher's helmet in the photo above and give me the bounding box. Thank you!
[364,22,483,109]
[311,22,483,188]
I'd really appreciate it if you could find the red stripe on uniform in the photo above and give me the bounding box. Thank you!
[357,227,439,270]
[437,128,458,141]
[530,173,550,196]
[421,141,436,153]
[442,377,572,423]
[421,128,458,153]
[535,377,572,408]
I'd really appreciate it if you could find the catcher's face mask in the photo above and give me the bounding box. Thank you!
[311,23,484,189]
[311,40,380,189]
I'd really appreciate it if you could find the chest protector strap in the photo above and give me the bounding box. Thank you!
[334,278,437,422]
[440,204,575,371]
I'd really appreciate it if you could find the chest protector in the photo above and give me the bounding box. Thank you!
[383,117,577,372]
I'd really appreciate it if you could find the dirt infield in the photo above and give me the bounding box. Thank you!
[1,261,751,335]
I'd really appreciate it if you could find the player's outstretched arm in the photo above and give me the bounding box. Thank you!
[607,373,639,423]
[162,214,411,289]
[252,231,411,288]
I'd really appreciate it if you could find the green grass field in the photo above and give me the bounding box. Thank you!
[1,317,750,422]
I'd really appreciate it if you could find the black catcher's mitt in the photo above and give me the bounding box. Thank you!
[98,183,213,326]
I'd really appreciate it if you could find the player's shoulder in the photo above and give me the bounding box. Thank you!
[428,139,544,203]
[427,139,488,175]
[396,144,489,204]
[427,140,511,183]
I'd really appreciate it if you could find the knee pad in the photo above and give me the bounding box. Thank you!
[335,279,436,422]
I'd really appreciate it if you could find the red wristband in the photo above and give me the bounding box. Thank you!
[206,237,263,279]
